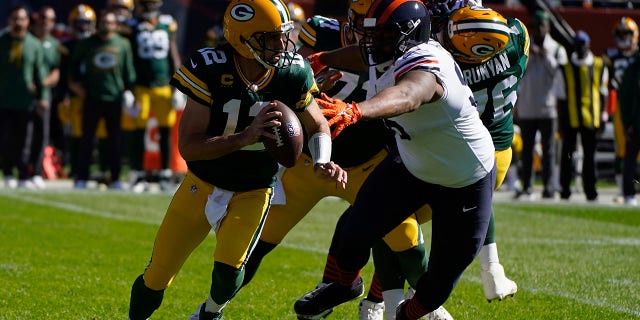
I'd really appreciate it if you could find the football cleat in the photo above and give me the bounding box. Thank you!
[188,303,223,320]
[424,306,454,320]
[294,278,364,319]
[358,298,384,320]
[396,300,453,320]
[480,262,518,302]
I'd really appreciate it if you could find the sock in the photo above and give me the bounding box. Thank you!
[337,266,361,287]
[322,254,339,283]
[204,294,228,314]
[211,261,243,305]
[129,274,164,320]
[366,273,383,302]
[483,211,496,245]
[382,288,405,320]
[241,240,277,287]
[479,243,500,266]
[406,297,430,320]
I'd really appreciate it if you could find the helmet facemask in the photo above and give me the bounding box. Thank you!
[360,17,427,66]
[244,22,296,69]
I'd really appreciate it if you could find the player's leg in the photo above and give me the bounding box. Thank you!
[129,172,213,319]
[242,154,326,286]
[193,187,273,318]
[295,155,427,317]
[149,85,176,191]
[127,86,150,192]
[479,147,517,302]
[398,167,495,319]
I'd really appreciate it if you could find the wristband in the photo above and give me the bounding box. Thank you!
[308,132,331,165]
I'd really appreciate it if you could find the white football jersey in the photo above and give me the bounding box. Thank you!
[371,39,495,187]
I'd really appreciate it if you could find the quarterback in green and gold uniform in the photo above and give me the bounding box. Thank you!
[128,0,346,319]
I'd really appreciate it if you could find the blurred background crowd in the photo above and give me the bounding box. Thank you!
[0,0,639,205]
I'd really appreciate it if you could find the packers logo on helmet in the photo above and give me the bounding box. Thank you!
[223,0,296,69]
[445,6,510,63]
[69,4,97,38]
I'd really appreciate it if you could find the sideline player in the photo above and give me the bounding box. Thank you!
[126,0,182,192]
[602,17,639,203]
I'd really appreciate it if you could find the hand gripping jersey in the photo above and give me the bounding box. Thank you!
[131,14,177,87]
[455,18,529,151]
[170,44,318,191]
[299,15,392,167]
[371,39,495,187]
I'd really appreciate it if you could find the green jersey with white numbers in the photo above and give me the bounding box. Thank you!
[457,18,529,151]
[130,14,177,87]
[171,43,318,191]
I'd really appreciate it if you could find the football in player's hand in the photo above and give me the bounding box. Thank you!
[263,100,303,168]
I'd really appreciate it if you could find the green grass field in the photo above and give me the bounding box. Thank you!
[0,188,639,319]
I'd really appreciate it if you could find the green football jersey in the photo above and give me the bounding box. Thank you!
[299,16,392,167]
[457,18,529,151]
[0,32,48,110]
[130,14,177,87]
[171,44,317,191]
[603,46,637,90]
[70,33,136,102]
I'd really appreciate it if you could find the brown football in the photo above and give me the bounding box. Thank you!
[263,100,304,168]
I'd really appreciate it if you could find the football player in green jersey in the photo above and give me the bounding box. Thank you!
[127,0,346,319]
[125,0,183,192]
[602,17,639,203]
[427,3,529,302]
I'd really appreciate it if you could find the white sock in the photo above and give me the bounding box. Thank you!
[382,288,405,320]
[204,294,227,313]
[479,243,500,266]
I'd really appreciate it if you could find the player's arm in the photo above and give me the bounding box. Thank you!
[359,70,442,120]
[177,97,280,161]
[297,98,347,187]
[312,44,366,73]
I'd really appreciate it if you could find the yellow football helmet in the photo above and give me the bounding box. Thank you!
[287,2,306,22]
[347,0,375,43]
[108,0,135,9]
[68,4,96,38]
[445,6,510,64]
[223,0,296,68]
[613,17,639,52]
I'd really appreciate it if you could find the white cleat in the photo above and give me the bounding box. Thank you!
[358,298,384,320]
[423,306,453,320]
[480,262,517,302]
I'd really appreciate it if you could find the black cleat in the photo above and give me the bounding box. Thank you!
[294,278,364,319]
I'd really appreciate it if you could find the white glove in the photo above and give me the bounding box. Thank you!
[122,90,141,117]
[171,89,186,111]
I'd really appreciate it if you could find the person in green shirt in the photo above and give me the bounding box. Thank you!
[68,9,136,189]
[0,5,49,189]
[27,5,61,189]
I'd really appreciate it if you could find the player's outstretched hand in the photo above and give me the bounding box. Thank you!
[314,161,347,189]
[316,93,362,138]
